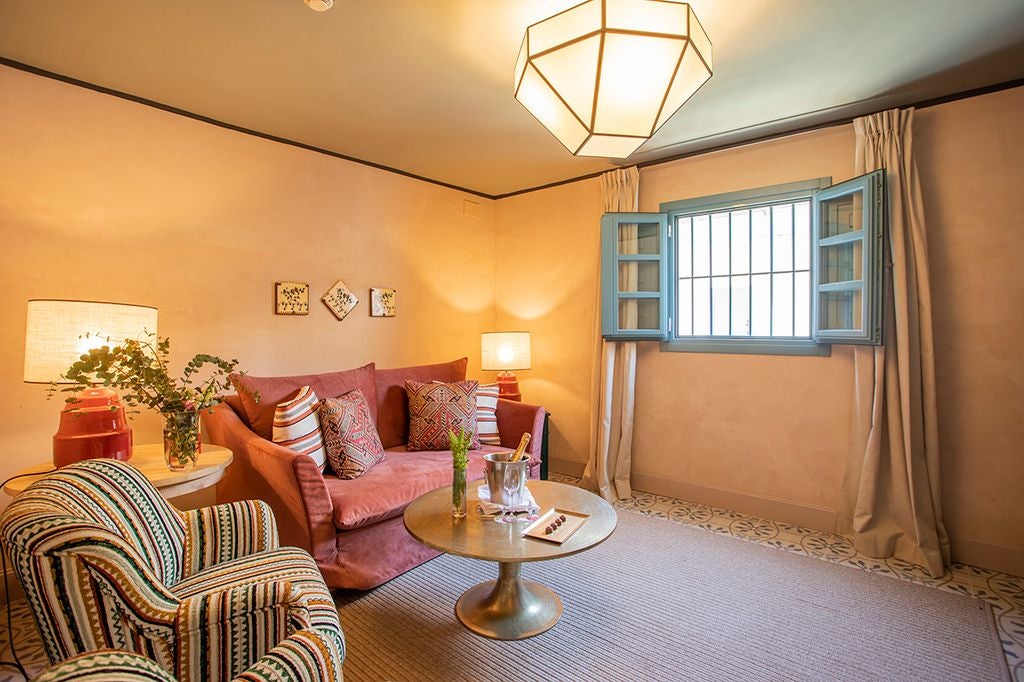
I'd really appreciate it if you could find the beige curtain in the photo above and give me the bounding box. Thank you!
[837,108,950,577]
[582,167,640,502]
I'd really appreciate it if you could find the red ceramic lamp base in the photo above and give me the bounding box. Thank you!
[52,387,133,468]
[496,371,522,402]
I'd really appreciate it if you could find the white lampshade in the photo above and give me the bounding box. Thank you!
[481,332,532,371]
[514,0,712,158]
[24,300,159,383]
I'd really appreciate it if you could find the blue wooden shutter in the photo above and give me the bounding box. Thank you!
[600,212,670,340]
[812,169,886,345]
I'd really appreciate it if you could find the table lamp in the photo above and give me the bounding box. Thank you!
[481,332,531,401]
[24,300,158,467]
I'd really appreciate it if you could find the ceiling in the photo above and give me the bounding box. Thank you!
[1,0,1023,197]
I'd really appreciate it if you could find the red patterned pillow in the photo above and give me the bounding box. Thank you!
[406,380,480,451]
[319,390,385,480]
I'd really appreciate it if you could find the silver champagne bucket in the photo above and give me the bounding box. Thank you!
[483,452,529,507]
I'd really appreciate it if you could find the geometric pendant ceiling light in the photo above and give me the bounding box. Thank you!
[514,0,713,158]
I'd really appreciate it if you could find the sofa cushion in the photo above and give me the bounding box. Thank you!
[324,445,510,530]
[406,380,480,451]
[374,358,468,449]
[271,386,327,471]
[476,383,501,445]
[229,363,376,440]
[319,391,385,480]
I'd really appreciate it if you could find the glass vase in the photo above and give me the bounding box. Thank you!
[162,410,201,471]
[452,465,468,518]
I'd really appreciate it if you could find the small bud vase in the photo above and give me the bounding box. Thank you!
[452,466,468,518]
[162,410,201,471]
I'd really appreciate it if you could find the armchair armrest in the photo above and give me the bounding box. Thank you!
[242,628,345,682]
[202,403,337,558]
[182,500,280,578]
[496,399,545,475]
[175,580,309,682]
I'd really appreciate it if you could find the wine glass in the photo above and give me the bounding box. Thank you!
[496,463,526,524]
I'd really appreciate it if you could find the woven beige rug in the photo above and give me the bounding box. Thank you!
[336,509,1009,682]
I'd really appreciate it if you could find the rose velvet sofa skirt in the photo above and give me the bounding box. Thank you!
[202,358,545,590]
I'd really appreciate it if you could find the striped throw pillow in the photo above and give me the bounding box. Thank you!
[477,383,501,445]
[272,386,327,471]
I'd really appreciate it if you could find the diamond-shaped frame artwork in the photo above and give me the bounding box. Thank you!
[322,279,359,321]
[370,288,397,317]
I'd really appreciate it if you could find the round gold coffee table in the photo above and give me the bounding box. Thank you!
[404,479,616,640]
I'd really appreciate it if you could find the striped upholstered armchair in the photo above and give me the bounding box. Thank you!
[0,459,344,682]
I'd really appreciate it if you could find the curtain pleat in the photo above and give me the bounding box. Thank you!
[837,109,949,577]
[582,166,640,501]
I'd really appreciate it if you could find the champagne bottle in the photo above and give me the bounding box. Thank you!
[510,433,531,462]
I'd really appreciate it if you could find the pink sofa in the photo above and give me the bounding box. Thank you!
[202,358,545,590]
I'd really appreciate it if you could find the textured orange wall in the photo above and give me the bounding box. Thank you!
[0,65,496,507]
[496,88,1024,559]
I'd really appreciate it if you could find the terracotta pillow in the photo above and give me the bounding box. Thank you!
[271,386,327,471]
[375,358,468,448]
[405,379,480,451]
[319,391,385,480]
[229,362,376,440]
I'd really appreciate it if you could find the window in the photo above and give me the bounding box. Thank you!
[600,171,886,353]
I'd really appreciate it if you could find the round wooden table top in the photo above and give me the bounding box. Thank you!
[2,444,233,500]
[404,479,617,563]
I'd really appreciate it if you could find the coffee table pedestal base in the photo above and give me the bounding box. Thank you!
[455,561,562,640]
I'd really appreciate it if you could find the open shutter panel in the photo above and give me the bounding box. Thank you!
[600,212,670,341]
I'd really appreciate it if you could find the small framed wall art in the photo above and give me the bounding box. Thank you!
[323,279,359,321]
[370,288,397,317]
[275,281,309,315]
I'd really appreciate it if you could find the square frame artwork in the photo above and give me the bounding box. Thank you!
[370,288,397,317]
[275,281,310,315]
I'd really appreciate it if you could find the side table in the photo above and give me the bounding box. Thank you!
[2,444,233,500]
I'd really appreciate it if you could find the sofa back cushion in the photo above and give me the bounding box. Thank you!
[230,362,377,440]
[374,358,468,448]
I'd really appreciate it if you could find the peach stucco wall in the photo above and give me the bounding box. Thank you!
[496,87,1024,568]
[0,65,496,507]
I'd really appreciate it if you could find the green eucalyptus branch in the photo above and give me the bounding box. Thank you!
[52,333,248,416]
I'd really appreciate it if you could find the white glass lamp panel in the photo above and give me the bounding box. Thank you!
[594,33,685,136]
[677,279,693,335]
[576,134,647,157]
[531,35,601,125]
[527,0,601,56]
[687,5,713,71]
[654,44,712,130]
[514,34,529,90]
[731,275,751,336]
[711,276,729,335]
[772,273,793,336]
[730,210,750,274]
[794,271,811,336]
[691,215,710,277]
[750,274,771,336]
[692,277,711,335]
[605,0,688,37]
[516,64,589,152]
[710,212,730,276]
[772,204,793,271]
[750,207,771,273]
[677,216,692,277]
[794,201,811,271]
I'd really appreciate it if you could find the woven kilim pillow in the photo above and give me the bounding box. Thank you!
[319,390,386,479]
[272,385,327,471]
[406,379,480,451]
